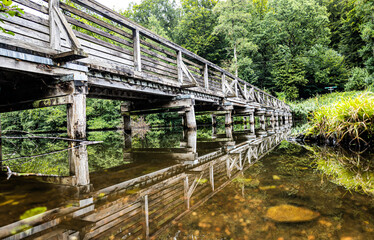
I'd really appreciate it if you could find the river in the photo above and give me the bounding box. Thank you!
[1,124,374,239]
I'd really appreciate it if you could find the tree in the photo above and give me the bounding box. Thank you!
[0,0,23,35]
[121,0,180,40]
[174,0,227,64]
[213,0,252,76]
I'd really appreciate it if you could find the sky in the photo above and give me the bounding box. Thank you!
[96,0,141,11]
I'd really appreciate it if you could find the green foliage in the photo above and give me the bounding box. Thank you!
[0,0,24,35]
[121,0,179,40]
[307,91,374,144]
[345,67,374,91]
[174,0,227,64]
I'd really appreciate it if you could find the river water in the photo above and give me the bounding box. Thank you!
[1,124,374,239]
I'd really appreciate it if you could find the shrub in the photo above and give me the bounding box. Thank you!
[345,67,374,91]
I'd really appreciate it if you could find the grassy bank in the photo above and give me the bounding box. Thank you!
[290,91,374,147]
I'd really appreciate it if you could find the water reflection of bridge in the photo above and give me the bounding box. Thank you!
[0,127,290,240]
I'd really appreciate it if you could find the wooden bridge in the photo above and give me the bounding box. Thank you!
[0,0,292,186]
[0,128,290,240]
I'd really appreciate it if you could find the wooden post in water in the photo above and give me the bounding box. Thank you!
[67,87,89,186]
[211,114,217,127]
[260,114,266,130]
[225,111,232,127]
[121,102,132,134]
[249,113,255,133]
[185,130,197,153]
[0,114,2,171]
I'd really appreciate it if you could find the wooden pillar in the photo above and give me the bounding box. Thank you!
[271,112,275,129]
[133,29,141,72]
[225,111,232,127]
[275,112,279,128]
[123,114,132,134]
[211,114,217,127]
[121,102,132,134]
[185,130,197,153]
[185,106,196,130]
[67,93,89,186]
[260,114,266,130]
[285,113,289,125]
[0,114,2,170]
[225,126,233,138]
[249,113,255,133]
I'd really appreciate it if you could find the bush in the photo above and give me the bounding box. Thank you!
[345,67,374,91]
[307,92,374,146]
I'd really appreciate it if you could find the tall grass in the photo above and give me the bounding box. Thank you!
[307,92,374,146]
[289,91,363,120]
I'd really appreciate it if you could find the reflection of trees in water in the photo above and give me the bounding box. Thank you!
[305,144,374,195]
[1,133,69,175]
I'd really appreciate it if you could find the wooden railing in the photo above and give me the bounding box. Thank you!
[0,0,290,111]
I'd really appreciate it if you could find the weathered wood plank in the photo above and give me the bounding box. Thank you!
[0,15,49,35]
[13,0,49,14]
[60,2,133,40]
[66,16,133,48]
[140,46,177,65]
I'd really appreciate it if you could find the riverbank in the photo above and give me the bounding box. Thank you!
[290,91,374,148]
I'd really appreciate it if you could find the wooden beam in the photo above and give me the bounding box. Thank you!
[0,96,73,113]
[53,5,82,50]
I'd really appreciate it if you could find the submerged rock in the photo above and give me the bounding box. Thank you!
[265,204,320,223]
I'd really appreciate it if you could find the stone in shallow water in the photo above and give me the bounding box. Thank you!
[265,204,320,223]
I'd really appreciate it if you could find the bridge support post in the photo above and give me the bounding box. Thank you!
[260,115,266,130]
[185,105,196,130]
[275,111,279,129]
[0,115,2,171]
[67,82,89,186]
[225,111,232,127]
[121,102,132,134]
[249,113,255,133]
[211,114,217,127]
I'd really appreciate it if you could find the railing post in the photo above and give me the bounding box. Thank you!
[177,51,183,84]
[221,73,226,94]
[49,0,61,50]
[133,29,141,72]
[235,79,238,97]
[204,64,209,90]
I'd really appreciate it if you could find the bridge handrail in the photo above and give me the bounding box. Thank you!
[67,0,289,110]
[1,0,290,111]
